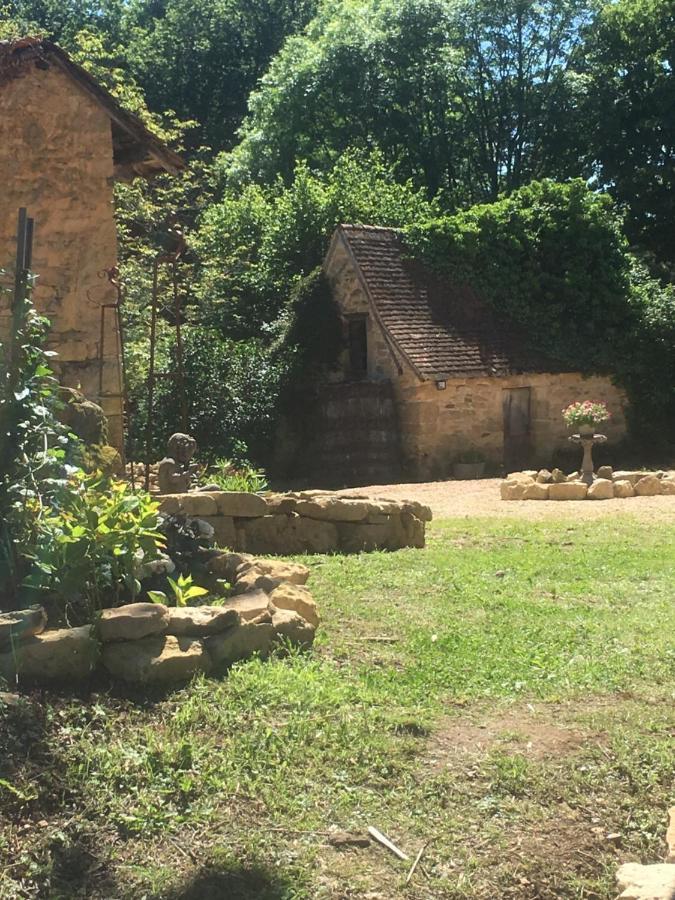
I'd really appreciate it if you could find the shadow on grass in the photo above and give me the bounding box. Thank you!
[163,862,301,900]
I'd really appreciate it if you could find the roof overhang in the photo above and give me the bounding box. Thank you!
[0,37,185,179]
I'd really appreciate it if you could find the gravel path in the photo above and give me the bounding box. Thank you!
[341,477,675,522]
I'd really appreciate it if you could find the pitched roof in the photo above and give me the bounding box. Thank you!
[329,224,562,380]
[0,37,184,178]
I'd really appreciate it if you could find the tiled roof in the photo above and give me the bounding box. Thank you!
[335,224,560,380]
[0,37,184,177]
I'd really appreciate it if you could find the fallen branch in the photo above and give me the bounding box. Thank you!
[368,826,409,860]
[406,841,430,885]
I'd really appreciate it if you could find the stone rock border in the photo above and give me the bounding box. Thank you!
[158,490,432,554]
[501,467,675,501]
[0,553,318,685]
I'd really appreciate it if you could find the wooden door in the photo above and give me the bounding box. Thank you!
[503,387,532,471]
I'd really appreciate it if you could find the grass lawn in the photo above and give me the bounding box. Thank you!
[1,516,674,899]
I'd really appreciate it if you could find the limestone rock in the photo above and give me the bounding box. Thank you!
[198,515,236,549]
[634,475,663,497]
[207,552,254,580]
[587,478,614,500]
[500,480,528,500]
[270,584,319,628]
[165,605,239,637]
[536,469,553,483]
[566,472,581,482]
[213,492,268,518]
[101,634,210,683]
[264,492,299,514]
[0,626,97,681]
[597,465,613,480]
[98,603,169,642]
[614,479,635,498]
[613,470,649,485]
[294,497,370,522]
[399,500,433,522]
[58,387,108,444]
[272,608,315,648]
[551,468,567,483]
[616,863,675,900]
[399,511,426,548]
[252,560,310,585]
[337,521,392,552]
[666,806,675,863]
[240,515,339,555]
[231,567,281,596]
[523,482,549,500]
[0,606,47,646]
[549,482,588,501]
[163,493,219,518]
[659,479,675,496]
[222,590,273,622]
[505,472,534,484]
[206,621,275,668]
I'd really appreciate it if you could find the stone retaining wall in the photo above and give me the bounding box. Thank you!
[501,467,675,501]
[158,490,432,553]
[0,553,317,685]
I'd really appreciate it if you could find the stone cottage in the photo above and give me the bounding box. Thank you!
[318,224,626,481]
[0,37,184,450]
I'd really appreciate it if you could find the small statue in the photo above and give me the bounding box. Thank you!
[158,433,198,494]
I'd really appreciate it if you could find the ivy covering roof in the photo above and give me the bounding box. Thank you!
[330,224,564,381]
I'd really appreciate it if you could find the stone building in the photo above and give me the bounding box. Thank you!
[317,224,626,482]
[0,37,184,450]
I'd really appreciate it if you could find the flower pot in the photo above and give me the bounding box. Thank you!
[578,423,595,437]
[453,461,486,480]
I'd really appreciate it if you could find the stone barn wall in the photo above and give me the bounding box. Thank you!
[0,63,123,448]
[396,373,626,480]
[325,236,627,481]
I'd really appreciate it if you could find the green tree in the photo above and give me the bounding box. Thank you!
[122,0,318,151]
[198,149,439,335]
[226,0,590,202]
[578,0,675,271]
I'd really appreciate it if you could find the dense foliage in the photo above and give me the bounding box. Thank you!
[405,180,675,438]
[2,0,675,459]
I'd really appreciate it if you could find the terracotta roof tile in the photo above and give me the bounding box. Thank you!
[337,224,560,380]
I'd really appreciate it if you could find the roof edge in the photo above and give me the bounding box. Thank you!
[1,37,185,177]
[329,225,428,381]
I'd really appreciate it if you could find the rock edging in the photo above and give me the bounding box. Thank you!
[0,553,317,686]
[501,468,675,501]
[158,490,432,554]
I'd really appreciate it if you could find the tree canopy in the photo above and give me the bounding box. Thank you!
[2,0,675,458]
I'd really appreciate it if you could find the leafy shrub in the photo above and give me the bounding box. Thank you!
[200,458,268,492]
[0,273,78,605]
[136,328,288,464]
[25,473,164,625]
[147,573,209,608]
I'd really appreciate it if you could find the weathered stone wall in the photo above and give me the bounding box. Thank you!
[325,237,407,382]
[394,373,627,480]
[325,243,627,480]
[0,63,123,448]
[158,490,432,554]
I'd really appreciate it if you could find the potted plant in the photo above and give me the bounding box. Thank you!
[562,401,611,436]
[452,447,486,480]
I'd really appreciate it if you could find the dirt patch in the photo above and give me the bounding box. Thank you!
[341,477,675,521]
[427,704,592,771]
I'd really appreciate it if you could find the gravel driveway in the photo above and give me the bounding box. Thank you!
[341,477,675,521]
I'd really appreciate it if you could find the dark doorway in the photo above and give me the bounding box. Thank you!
[347,315,368,378]
[503,387,532,471]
